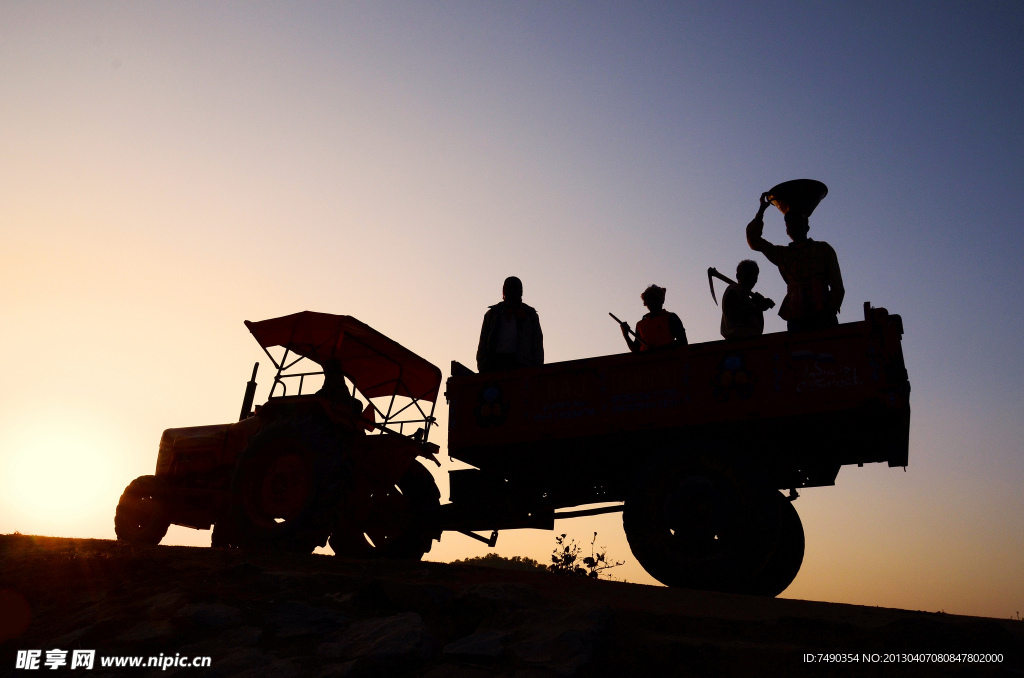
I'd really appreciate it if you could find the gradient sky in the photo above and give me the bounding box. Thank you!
[2,2,1022,619]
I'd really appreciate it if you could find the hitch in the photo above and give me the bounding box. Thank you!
[458,530,499,548]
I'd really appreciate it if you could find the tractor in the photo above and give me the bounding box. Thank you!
[114,312,444,559]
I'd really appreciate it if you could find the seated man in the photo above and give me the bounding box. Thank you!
[476,276,544,373]
[316,358,364,416]
[721,260,775,340]
[620,284,687,352]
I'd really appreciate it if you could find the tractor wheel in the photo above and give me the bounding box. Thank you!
[622,454,784,595]
[114,475,171,544]
[330,460,440,560]
[229,416,351,553]
[745,492,805,597]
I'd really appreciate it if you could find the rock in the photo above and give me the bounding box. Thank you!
[51,624,94,646]
[201,648,273,678]
[348,581,398,614]
[443,629,511,658]
[263,600,349,638]
[220,625,263,647]
[114,620,175,642]
[314,661,357,677]
[424,667,499,678]
[382,581,457,613]
[259,570,312,592]
[509,607,611,676]
[144,592,183,615]
[460,582,539,609]
[512,669,561,678]
[233,658,300,678]
[176,602,243,628]
[221,561,264,580]
[317,612,436,661]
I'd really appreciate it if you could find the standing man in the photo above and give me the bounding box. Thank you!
[476,276,544,373]
[620,284,687,352]
[746,191,844,332]
[721,260,775,339]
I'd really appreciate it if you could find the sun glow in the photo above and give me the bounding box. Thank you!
[1,424,120,526]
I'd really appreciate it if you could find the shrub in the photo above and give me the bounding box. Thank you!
[549,532,624,579]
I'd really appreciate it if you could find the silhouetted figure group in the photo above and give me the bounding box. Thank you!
[469,180,844,374]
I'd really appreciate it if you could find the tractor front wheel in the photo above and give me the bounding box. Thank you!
[114,475,171,544]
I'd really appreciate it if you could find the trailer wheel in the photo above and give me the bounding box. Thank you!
[623,455,783,595]
[114,475,171,545]
[330,460,440,560]
[746,492,804,597]
[230,417,351,553]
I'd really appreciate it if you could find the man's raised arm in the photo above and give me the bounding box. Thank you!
[746,192,773,252]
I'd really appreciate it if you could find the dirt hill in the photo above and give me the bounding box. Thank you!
[1,534,1020,677]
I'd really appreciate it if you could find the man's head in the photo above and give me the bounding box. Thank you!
[736,260,759,291]
[502,276,523,304]
[641,284,666,311]
[784,211,810,241]
[321,358,349,393]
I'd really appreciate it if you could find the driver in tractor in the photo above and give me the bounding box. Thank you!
[316,358,364,417]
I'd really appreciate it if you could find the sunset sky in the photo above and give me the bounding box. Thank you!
[2,2,1022,619]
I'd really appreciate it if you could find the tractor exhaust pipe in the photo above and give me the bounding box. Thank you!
[239,362,259,421]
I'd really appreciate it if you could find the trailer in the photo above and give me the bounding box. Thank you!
[441,302,909,595]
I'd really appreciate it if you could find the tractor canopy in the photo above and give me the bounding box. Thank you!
[245,312,442,403]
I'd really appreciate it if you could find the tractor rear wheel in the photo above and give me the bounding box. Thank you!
[745,492,805,596]
[623,454,784,595]
[229,417,351,553]
[114,475,171,544]
[330,460,440,560]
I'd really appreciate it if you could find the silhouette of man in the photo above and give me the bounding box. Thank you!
[317,358,364,416]
[620,284,687,352]
[476,276,544,373]
[746,193,844,332]
[721,260,774,340]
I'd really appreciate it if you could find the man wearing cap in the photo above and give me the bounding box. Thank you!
[620,284,688,352]
[746,192,844,332]
[476,276,544,373]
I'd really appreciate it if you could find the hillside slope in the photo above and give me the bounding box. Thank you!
[1,535,1020,677]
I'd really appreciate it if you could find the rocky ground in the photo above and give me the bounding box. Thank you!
[1,534,1021,677]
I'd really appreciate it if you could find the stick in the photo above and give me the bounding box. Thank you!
[609,313,648,349]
